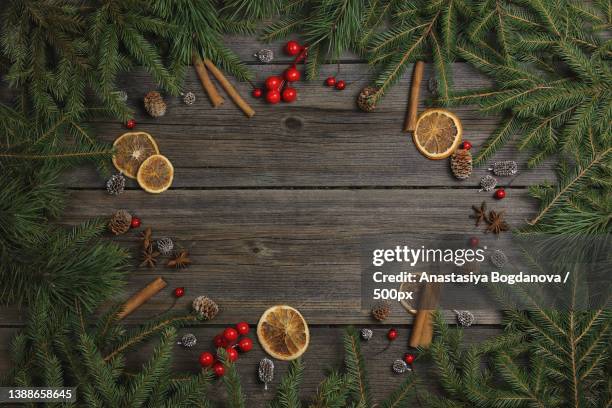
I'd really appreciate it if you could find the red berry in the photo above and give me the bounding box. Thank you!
[223,328,239,343]
[325,77,336,87]
[265,90,281,104]
[126,119,136,129]
[173,287,185,298]
[284,66,301,82]
[237,337,253,352]
[226,347,239,362]
[404,353,416,365]
[285,40,301,56]
[214,334,227,348]
[252,88,263,98]
[213,362,225,377]
[494,188,506,200]
[469,237,479,247]
[335,80,346,90]
[265,76,283,90]
[461,140,473,150]
[130,217,141,229]
[387,328,398,341]
[236,322,249,335]
[199,352,214,367]
[282,87,297,103]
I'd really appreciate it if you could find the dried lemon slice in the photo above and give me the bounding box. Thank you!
[257,305,309,361]
[112,132,159,178]
[136,154,174,194]
[413,108,462,159]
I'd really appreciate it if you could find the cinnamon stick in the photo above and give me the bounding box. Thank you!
[203,59,255,118]
[193,54,224,108]
[409,281,440,348]
[117,277,167,320]
[403,61,424,132]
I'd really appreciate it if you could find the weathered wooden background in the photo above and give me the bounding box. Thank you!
[0,36,555,404]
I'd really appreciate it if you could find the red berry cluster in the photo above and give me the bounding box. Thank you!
[199,322,253,377]
[252,40,307,104]
[325,76,345,90]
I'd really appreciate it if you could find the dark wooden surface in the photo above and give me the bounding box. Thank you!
[0,36,551,404]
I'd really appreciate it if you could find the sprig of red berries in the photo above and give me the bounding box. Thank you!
[252,40,311,104]
[199,322,253,377]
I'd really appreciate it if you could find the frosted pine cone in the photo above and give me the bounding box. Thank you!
[178,333,197,348]
[392,359,411,374]
[450,148,473,180]
[258,358,274,390]
[156,237,174,256]
[108,210,132,235]
[489,161,518,177]
[144,91,167,118]
[490,249,508,268]
[360,328,373,341]
[456,310,475,327]
[357,86,378,112]
[182,92,196,105]
[106,173,126,195]
[479,175,497,192]
[192,296,219,320]
[372,301,391,321]
[254,49,274,63]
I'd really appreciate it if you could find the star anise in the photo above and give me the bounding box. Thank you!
[140,227,153,250]
[485,210,509,234]
[470,201,488,226]
[140,245,160,268]
[167,250,191,268]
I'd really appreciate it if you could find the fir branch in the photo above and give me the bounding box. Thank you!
[343,327,371,408]
[270,358,304,408]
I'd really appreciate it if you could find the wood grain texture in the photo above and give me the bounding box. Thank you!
[0,325,502,404]
[64,63,555,188]
[0,189,528,325]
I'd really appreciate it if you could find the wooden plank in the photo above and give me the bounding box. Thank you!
[64,63,555,188]
[0,189,531,325]
[0,325,502,403]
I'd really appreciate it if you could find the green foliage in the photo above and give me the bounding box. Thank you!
[4,296,213,406]
[270,358,304,408]
[153,0,253,81]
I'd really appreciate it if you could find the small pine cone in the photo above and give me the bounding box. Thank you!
[178,333,197,348]
[357,86,378,112]
[182,92,196,105]
[360,328,373,341]
[254,49,274,63]
[392,359,411,374]
[192,296,219,320]
[371,301,391,322]
[489,161,518,177]
[258,358,275,390]
[450,148,472,180]
[479,175,497,192]
[156,237,174,256]
[106,173,126,196]
[490,249,508,268]
[144,91,167,118]
[108,210,132,235]
[456,310,475,327]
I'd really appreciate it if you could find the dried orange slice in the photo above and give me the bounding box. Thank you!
[257,305,310,361]
[112,132,159,178]
[413,108,462,159]
[136,154,174,194]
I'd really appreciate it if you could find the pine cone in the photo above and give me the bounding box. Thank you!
[392,359,410,374]
[156,237,174,256]
[357,86,378,112]
[489,161,518,176]
[371,301,391,321]
[192,296,219,320]
[178,333,197,348]
[456,310,475,327]
[258,358,275,390]
[106,173,126,195]
[450,148,473,180]
[108,210,132,235]
[144,91,167,118]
